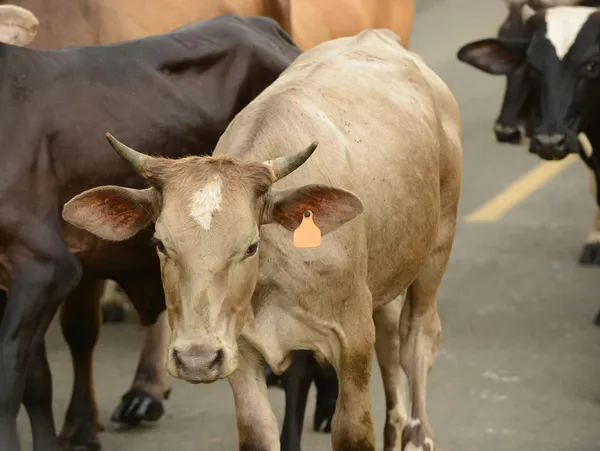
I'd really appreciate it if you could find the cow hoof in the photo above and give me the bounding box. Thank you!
[58,422,101,451]
[594,307,600,326]
[401,418,434,451]
[101,302,126,324]
[313,395,335,433]
[265,365,282,388]
[110,388,168,425]
[579,242,600,266]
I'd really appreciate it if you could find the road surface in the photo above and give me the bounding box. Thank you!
[17,1,600,450]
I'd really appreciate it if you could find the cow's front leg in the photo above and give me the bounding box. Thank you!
[229,352,280,451]
[0,243,82,451]
[331,292,377,451]
[111,311,171,425]
[58,275,104,451]
[579,175,600,266]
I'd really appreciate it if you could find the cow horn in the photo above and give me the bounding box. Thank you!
[521,4,535,22]
[263,141,319,182]
[105,132,149,176]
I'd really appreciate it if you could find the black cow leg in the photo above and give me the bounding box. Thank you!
[58,276,104,451]
[23,340,60,451]
[312,362,338,434]
[0,246,81,451]
[280,351,315,451]
[110,278,171,426]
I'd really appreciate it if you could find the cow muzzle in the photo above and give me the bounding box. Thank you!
[168,339,231,383]
[494,121,526,145]
[529,133,572,160]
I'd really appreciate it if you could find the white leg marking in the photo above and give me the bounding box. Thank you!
[189,175,223,231]
[408,417,421,428]
[545,7,596,60]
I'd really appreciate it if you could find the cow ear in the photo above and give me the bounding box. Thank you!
[457,38,528,75]
[62,186,159,241]
[0,5,39,46]
[263,184,364,236]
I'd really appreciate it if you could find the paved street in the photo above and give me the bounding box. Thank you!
[17,1,600,450]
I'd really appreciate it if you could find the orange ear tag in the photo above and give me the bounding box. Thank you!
[293,210,321,248]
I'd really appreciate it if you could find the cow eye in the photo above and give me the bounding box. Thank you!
[246,242,259,257]
[150,236,167,255]
[584,60,599,76]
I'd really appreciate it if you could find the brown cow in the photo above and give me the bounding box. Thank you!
[290,0,414,50]
[64,27,462,451]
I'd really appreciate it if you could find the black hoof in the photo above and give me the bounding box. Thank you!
[101,303,126,324]
[594,307,600,327]
[579,242,600,266]
[110,388,167,425]
[265,365,282,388]
[313,394,336,433]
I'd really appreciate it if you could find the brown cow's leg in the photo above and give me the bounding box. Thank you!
[58,276,104,451]
[110,311,171,425]
[399,220,456,451]
[330,288,376,451]
[373,296,408,451]
[229,352,280,451]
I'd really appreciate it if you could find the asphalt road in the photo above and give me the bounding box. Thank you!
[17,1,600,450]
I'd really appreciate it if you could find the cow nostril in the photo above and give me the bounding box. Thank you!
[210,349,224,370]
[173,349,184,370]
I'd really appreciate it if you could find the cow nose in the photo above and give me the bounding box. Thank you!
[172,345,224,376]
[531,133,568,160]
[494,122,523,144]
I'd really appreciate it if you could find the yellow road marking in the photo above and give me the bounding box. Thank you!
[465,154,578,223]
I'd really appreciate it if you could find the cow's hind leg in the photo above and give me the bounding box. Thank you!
[374,295,408,451]
[399,222,456,451]
[330,286,376,451]
[110,310,171,425]
[58,275,104,451]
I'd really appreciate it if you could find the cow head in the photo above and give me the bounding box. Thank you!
[482,0,541,144]
[0,5,39,46]
[62,134,364,383]
[458,5,600,161]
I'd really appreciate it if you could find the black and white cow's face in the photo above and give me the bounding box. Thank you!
[459,5,600,161]
[493,1,541,144]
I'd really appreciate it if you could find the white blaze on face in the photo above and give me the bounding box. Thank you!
[189,175,223,231]
[545,6,596,60]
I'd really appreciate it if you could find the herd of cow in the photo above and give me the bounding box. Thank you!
[0,0,598,450]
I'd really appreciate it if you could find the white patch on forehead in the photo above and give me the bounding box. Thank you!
[545,6,596,60]
[189,175,223,231]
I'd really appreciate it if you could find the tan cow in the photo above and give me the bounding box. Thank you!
[291,0,415,50]
[64,28,462,451]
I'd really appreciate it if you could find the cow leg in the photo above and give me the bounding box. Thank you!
[23,340,59,451]
[312,360,337,434]
[110,310,171,425]
[228,352,280,450]
[579,172,600,265]
[0,243,82,451]
[100,280,128,324]
[330,288,376,451]
[58,275,104,451]
[373,296,408,451]
[279,350,315,451]
[399,222,455,451]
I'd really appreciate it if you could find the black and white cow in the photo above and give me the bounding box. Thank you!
[460,0,600,269]
[458,4,600,323]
